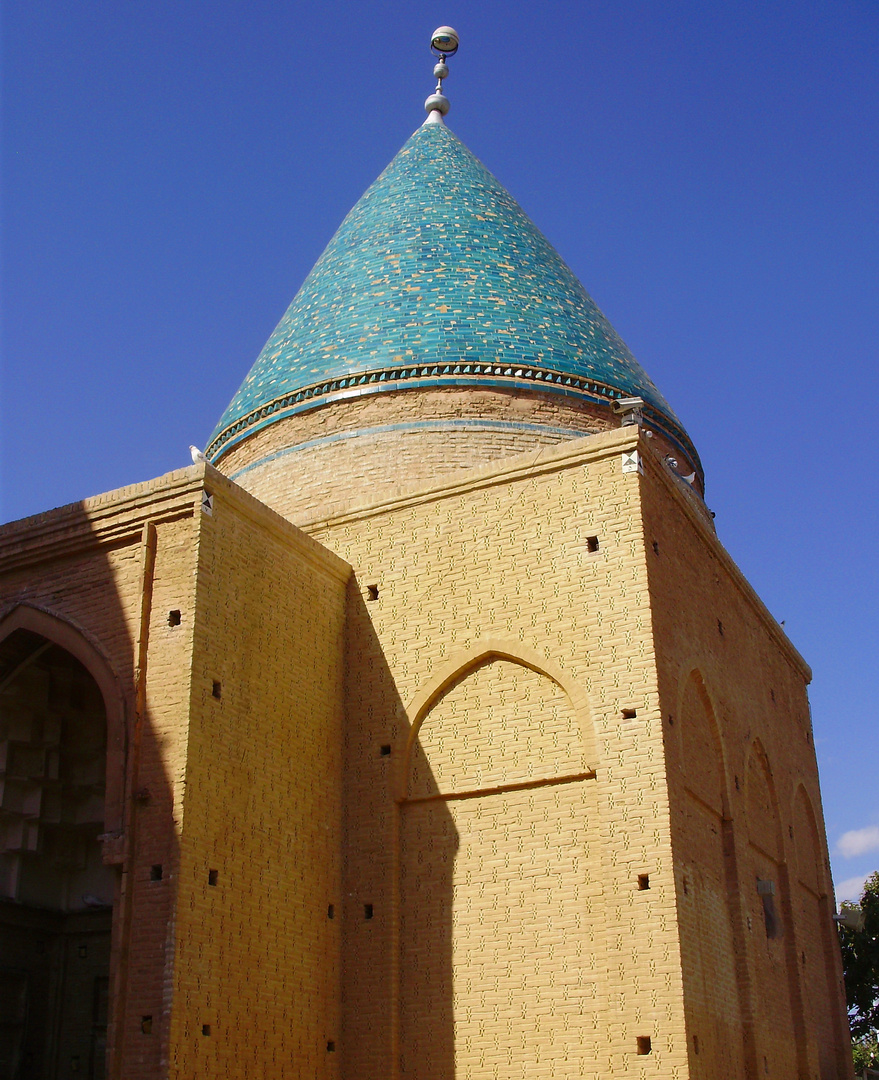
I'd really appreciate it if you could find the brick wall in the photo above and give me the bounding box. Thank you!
[309,427,689,1078]
[167,472,349,1079]
[0,423,848,1079]
[639,442,850,1078]
[216,386,627,525]
[0,469,204,1078]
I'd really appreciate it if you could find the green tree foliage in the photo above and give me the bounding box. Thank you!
[839,871,879,1042]
[852,1035,878,1073]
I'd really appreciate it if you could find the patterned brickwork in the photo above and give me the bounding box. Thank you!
[400,784,602,1080]
[400,659,602,1078]
[214,386,634,525]
[168,473,349,1079]
[0,469,204,1079]
[639,445,851,1079]
[309,427,688,1078]
[792,788,844,1077]
[0,425,850,1078]
[407,657,588,797]
[670,673,746,1078]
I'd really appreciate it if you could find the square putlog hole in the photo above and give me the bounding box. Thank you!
[366,584,379,601]
[208,869,218,886]
[150,865,162,882]
[168,610,181,626]
[212,681,222,699]
[586,536,600,553]
[638,874,650,891]
[637,1036,652,1055]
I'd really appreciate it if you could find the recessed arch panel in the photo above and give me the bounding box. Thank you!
[678,667,728,816]
[0,604,126,832]
[789,784,847,1076]
[742,740,802,1076]
[0,605,120,1077]
[744,739,783,863]
[398,642,600,1077]
[406,655,588,799]
[672,665,745,1078]
[401,639,595,801]
[791,785,823,895]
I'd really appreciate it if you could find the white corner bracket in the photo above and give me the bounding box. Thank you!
[621,451,643,475]
[833,908,865,932]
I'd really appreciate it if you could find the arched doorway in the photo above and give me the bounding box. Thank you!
[0,626,118,1079]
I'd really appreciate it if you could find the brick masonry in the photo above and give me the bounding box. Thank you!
[0,424,849,1077]
[217,384,699,527]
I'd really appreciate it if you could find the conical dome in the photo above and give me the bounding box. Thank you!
[209,121,700,521]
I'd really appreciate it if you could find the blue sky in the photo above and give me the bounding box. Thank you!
[2,1,877,900]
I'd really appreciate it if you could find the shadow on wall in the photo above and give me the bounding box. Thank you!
[671,669,752,1079]
[399,651,597,1080]
[342,578,458,1080]
[0,504,181,1080]
[344,583,599,1080]
[666,666,848,1080]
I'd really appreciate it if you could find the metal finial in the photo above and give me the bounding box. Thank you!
[425,26,459,120]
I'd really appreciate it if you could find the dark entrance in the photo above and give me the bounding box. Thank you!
[0,629,116,1079]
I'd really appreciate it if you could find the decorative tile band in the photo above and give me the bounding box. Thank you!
[207,361,700,475]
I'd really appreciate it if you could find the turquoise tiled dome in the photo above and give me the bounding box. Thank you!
[208,121,698,472]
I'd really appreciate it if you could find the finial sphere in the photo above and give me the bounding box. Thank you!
[430,26,459,57]
[424,92,450,115]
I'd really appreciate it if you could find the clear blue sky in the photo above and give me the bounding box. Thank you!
[2,1,877,900]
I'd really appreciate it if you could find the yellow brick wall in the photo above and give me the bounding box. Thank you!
[666,671,746,1079]
[640,443,850,1078]
[792,785,845,1076]
[308,428,689,1079]
[400,784,601,1079]
[407,657,589,796]
[399,658,601,1079]
[0,430,848,1079]
[0,470,205,1079]
[167,474,349,1079]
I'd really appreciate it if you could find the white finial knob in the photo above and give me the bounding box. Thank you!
[424,93,450,116]
[430,27,459,57]
[425,26,459,120]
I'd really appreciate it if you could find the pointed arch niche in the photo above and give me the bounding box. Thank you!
[0,605,124,1079]
[396,644,599,1080]
[743,740,806,1078]
[672,668,748,1079]
[791,784,848,1078]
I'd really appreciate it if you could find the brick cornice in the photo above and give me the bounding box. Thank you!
[0,468,204,573]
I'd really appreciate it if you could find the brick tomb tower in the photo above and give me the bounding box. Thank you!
[0,29,849,1080]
